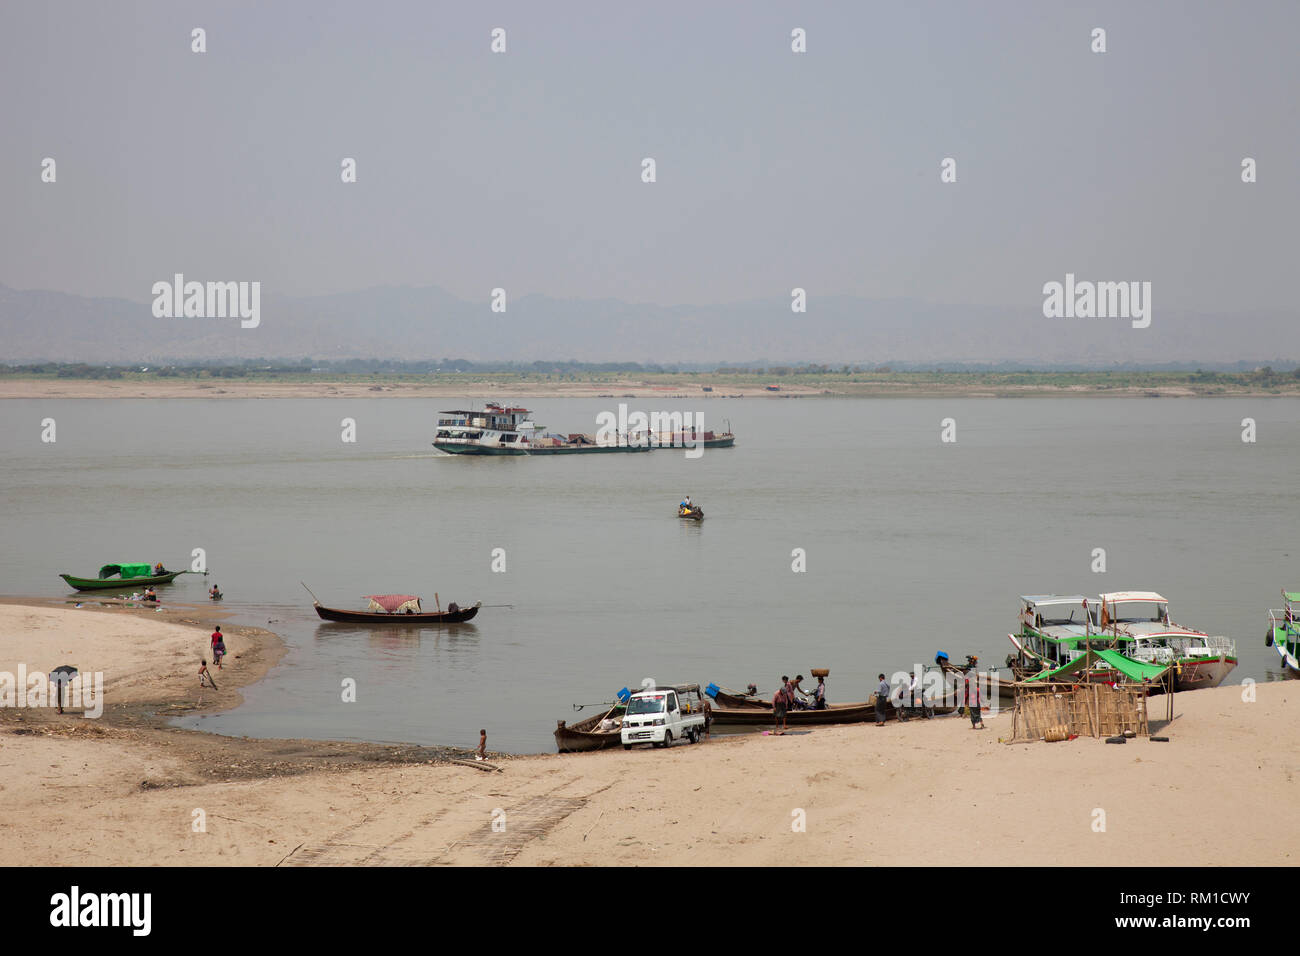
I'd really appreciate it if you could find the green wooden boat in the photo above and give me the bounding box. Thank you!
[59,563,195,592]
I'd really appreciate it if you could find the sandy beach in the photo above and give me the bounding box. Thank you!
[0,601,1293,867]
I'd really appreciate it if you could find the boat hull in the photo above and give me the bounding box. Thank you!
[554,710,626,753]
[711,687,961,719]
[432,443,527,456]
[711,699,898,725]
[60,571,188,591]
[433,441,651,456]
[1268,620,1300,676]
[1170,656,1237,691]
[313,602,481,624]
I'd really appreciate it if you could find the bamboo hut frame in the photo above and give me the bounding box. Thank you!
[1008,649,1173,743]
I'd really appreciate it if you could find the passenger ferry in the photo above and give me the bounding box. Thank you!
[433,403,733,456]
[433,404,643,455]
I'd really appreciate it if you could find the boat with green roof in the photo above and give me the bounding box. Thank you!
[1006,595,1125,680]
[1265,590,1300,677]
[1007,592,1235,692]
[59,563,198,592]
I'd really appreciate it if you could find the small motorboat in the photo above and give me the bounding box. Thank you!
[677,504,704,521]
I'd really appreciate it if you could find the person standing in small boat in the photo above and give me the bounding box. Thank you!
[153,562,165,576]
[811,675,827,710]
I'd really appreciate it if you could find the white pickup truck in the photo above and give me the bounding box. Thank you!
[620,683,708,749]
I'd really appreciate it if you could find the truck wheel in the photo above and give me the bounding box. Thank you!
[662,731,673,749]
[623,745,631,751]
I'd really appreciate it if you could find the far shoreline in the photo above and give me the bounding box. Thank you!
[4,378,1300,401]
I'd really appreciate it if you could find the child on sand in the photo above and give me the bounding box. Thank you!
[475,729,487,761]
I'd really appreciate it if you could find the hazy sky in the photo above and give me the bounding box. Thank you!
[2,0,1297,315]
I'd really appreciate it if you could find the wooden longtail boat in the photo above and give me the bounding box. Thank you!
[708,680,962,724]
[60,564,195,592]
[711,687,765,708]
[312,600,481,624]
[709,699,884,725]
[554,706,627,753]
[305,586,481,624]
[678,505,704,521]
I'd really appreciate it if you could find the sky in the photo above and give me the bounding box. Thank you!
[2,0,1297,325]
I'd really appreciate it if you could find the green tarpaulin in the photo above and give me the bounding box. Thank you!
[1026,648,1168,684]
[99,563,153,579]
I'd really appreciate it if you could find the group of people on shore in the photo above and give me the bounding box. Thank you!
[770,673,827,734]
[766,666,986,734]
[874,666,985,729]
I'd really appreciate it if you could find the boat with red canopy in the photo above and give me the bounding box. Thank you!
[305,585,481,624]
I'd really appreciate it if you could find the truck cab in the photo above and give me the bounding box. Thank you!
[620,683,707,749]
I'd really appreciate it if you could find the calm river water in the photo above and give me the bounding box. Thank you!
[1,397,1295,752]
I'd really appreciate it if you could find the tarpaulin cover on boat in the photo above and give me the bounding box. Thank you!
[1026,648,1168,683]
[364,594,422,613]
[99,563,152,579]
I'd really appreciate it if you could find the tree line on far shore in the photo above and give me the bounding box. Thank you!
[2,360,1299,389]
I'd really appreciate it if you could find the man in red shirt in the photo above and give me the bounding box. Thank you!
[210,626,226,669]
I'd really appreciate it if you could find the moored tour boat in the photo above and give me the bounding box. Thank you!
[1006,595,1127,684]
[1265,590,1300,677]
[1096,592,1236,691]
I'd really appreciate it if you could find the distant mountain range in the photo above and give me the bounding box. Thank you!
[1,282,1296,367]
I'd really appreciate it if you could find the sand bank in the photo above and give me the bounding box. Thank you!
[0,602,1293,866]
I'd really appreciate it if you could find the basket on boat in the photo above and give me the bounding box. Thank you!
[810,668,829,678]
